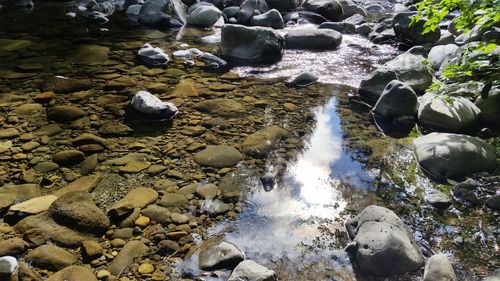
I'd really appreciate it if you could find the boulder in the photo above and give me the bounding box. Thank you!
[130,91,178,120]
[302,0,343,22]
[285,28,342,50]
[241,125,290,158]
[187,2,222,27]
[250,9,284,29]
[423,254,457,281]
[46,266,98,281]
[265,0,297,12]
[228,260,277,281]
[372,80,418,118]
[237,0,258,24]
[199,241,245,270]
[108,187,158,218]
[221,24,284,64]
[108,241,149,275]
[194,146,243,168]
[345,205,424,276]
[49,191,110,234]
[358,69,398,104]
[27,244,77,270]
[418,93,480,133]
[413,133,496,181]
[138,0,187,27]
[319,21,355,34]
[393,12,441,45]
[428,44,459,70]
[475,87,500,125]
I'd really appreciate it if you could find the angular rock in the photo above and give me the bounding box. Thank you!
[9,195,58,215]
[194,145,243,168]
[199,241,245,271]
[241,126,290,158]
[302,0,343,21]
[47,106,85,123]
[27,244,77,270]
[423,254,457,281]
[108,241,149,275]
[130,90,178,120]
[413,133,496,181]
[393,12,441,45]
[228,260,277,281]
[221,24,284,64]
[46,265,98,281]
[285,28,342,50]
[250,9,284,29]
[193,98,246,117]
[137,43,169,66]
[372,80,418,118]
[108,187,158,218]
[138,0,188,27]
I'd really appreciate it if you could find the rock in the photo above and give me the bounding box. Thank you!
[138,263,155,274]
[0,140,12,153]
[250,9,284,29]
[345,205,424,276]
[417,93,480,133]
[238,0,268,24]
[47,106,85,123]
[203,199,232,215]
[0,184,41,210]
[126,4,142,16]
[196,184,219,199]
[194,146,243,168]
[54,174,102,197]
[171,212,189,224]
[198,52,228,67]
[46,266,98,281]
[72,133,108,148]
[227,260,277,281]
[193,98,246,117]
[42,77,92,94]
[393,12,441,45]
[67,44,109,65]
[142,204,172,224]
[455,25,486,45]
[0,256,18,280]
[372,80,418,118]
[130,90,178,120]
[35,124,63,137]
[221,24,284,64]
[241,126,290,158]
[0,128,19,139]
[82,240,103,258]
[49,191,110,234]
[138,0,187,27]
[172,79,198,97]
[108,241,149,275]
[0,238,29,256]
[287,72,319,88]
[428,44,459,70]
[302,0,343,21]
[339,0,365,18]
[9,195,58,215]
[159,193,188,208]
[475,87,500,125]
[413,133,496,181]
[425,189,452,210]
[285,28,342,50]
[486,194,500,211]
[119,161,151,173]
[27,244,77,270]
[483,269,500,281]
[80,154,98,176]
[319,21,355,34]
[265,0,296,12]
[423,254,457,281]
[52,150,85,166]
[187,2,221,27]
[109,187,158,218]
[137,43,170,66]
[199,241,245,271]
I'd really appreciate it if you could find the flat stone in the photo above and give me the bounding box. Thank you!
[172,79,198,97]
[119,161,151,173]
[27,244,77,270]
[47,106,86,123]
[35,124,63,136]
[425,189,452,209]
[193,98,246,117]
[159,193,188,208]
[194,146,243,168]
[43,77,92,94]
[109,187,158,218]
[0,237,29,256]
[9,195,58,215]
[108,241,149,275]
[0,140,12,153]
[54,174,102,197]
[52,150,85,166]
[67,44,110,65]
[0,128,19,139]
[46,265,98,281]
[196,184,219,199]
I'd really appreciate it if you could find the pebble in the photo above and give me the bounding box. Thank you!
[138,263,155,274]
[96,269,111,279]
[135,215,151,227]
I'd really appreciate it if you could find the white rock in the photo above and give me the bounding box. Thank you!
[131,91,178,120]
[137,43,169,66]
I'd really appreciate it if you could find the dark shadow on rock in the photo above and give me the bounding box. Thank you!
[123,105,174,136]
[372,112,415,138]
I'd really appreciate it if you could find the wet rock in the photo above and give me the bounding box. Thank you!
[49,191,110,234]
[425,189,452,210]
[0,238,29,256]
[196,184,219,199]
[159,193,188,208]
[359,69,397,104]
[302,0,343,21]
[193,98,246,117]
[108,241,149,275]
[35,124,62,137]
[194,146,243,168]
[54,174,102,197]
[72,133,108,148]
[27,244,77,270]
[137,0,187,27]
[130,90,178,120]
[345,205,424,276]
[227,260,277,281]
[418,93,480,133]
[285,28,342,50]
[237,0,269,24]
[80,154,98,176]
[413,133,496,181]
[393,12,441,45]
[372,80,417,119]
[46,265,98,281]
[198,52,228,68]
[221,24,284,64]
[47,106,85,123]
[199,241,245,270]
[82,240,103,258]
[287,72,319,87]
[109,187,158,218]
[42,77,92,94]
[0,128,19,139]
[486,194,500,211]
[52,150,85,166]
[423,254,457,281]
[9,195,58,215]
[171,212,189,224]
[67,44,109,65]
[187,2,222,27]
[265,0,296,11]
[203,199,232,215]
[319,21,355,34]
[137,43,169,66]
[142,204,172,224]
[428,44,459,70]
[250,9,284,29]
[241,125,290,158]
[0,184,41,210]
[475,87,500,125]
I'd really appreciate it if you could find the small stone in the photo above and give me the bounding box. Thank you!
[47,105,86,123]
[135,215,151,227]
[171,213,189,224]
[425,189,452,209]
[283,102,296,110]
[21,141,40,151]
[96,270,111,279]
[138,263,154,274]
[82,240,103,258]
[196,184,219,199]
[52,150,85,166]
[119,161,151,173]
[111,239,127,248]
[0,128,19,139]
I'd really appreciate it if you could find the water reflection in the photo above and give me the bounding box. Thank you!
[207,97,374,279]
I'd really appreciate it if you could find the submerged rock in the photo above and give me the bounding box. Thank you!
[285,28,342,50]
[193,98,245,117]
[345,205,424,276]
[423,254,457,281]
[228,260,277,281]
[287,72,319,87]
[198,241,245,270]
[194,146,243,168]
[137,43,169,66]
[241,125,290,158]
[130,90,178,120]
[413,133,496,181]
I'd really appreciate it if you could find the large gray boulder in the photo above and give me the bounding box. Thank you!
[423,254,458,281]
[338,0,365,18]
[475,87,500,125]
[250,9,284,29]
[237,0,269,24]
[228,260,277,281]
[413,133,497,181]
[302,0,343,22]
[138,0,187,27]
[393,12,441,45]
[345,205,424,276]
[372,80,418,118]
[187,2,222,27]
[265,0,297,12]
[285,28,342,50]
[418,93,481,133]
[428,44,459,70]
[221,24,284,64]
